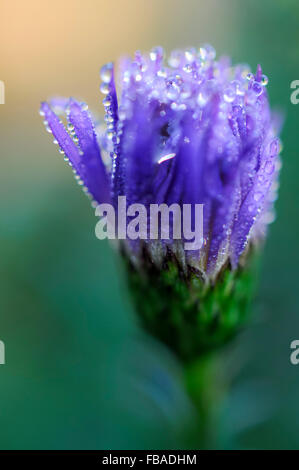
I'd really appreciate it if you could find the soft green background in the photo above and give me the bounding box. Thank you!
[0,0,298,449]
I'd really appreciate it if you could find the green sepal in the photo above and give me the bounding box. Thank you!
[125,249,260,362]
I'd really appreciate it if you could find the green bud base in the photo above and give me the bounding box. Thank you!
[125,249,259,362]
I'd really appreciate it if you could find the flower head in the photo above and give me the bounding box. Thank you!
[41,46,281,282]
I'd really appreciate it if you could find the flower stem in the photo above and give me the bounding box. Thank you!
[185,353,228,448]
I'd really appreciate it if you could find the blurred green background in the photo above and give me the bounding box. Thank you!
[0,0,298,449]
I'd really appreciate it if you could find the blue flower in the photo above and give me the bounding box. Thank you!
[41,46,281,281]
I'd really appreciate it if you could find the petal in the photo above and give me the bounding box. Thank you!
[230,153,276,267]
[40,101,82,174]
[68,99,110,204]
[40,100,110,204]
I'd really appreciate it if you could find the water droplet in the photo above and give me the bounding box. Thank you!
[203,44,216,60]
[185,48,196,62]
[197,79,216,107]
[158,153,176,164]
[103,96,112,107]
[123,71,130,84]
[198,47,207,61]
[261,74,269,86]
[258,174,265,183]
[180,82,192,99]
[166,80,180,101]
[183,64,192,73]
[223,86,236,103]
[252,81,263,96]
[118,107,126,121]
[168,50,182,68]
[150,46,164,62]
[231,79,244,96]
[157,68,167,78]
[100,62,113,83]
[100,83,110,95]
[178,103,187,111]
[197,92,207,107]
[254,191,263,202]
[265,161,274,175]
[232,104,242,115]
[270,138,279,156]
[105,114,114,123]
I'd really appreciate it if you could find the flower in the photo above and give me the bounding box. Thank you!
[41,46,282,358]
[41,46,281,281]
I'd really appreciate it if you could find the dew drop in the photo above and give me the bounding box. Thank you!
[252,81,263,96]
[168,50,181,68]
[185,48,196,62]
[261,74,269,86]
[265,161,274,175]
[150,46,164,62]
[203,44,216,60]
[118,107,126,121]
[198,47,207,61]
[100,62,113,84]
[181,82,192,99]
[158,153,176,164]
[157,68,167,78]
[270,138,279,156]
[231,79,244,96]
[197,92,207,107]
[258,174,265,183]
[183,64,192,73]
[103,97,112,107]
[166,80,180,101]
[100,83,110,95]
[254,191,263,202]
[223,86,236,103]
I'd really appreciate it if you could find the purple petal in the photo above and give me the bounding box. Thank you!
[40,100,110,204]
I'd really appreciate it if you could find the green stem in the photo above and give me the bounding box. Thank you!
[185,352,228,448]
